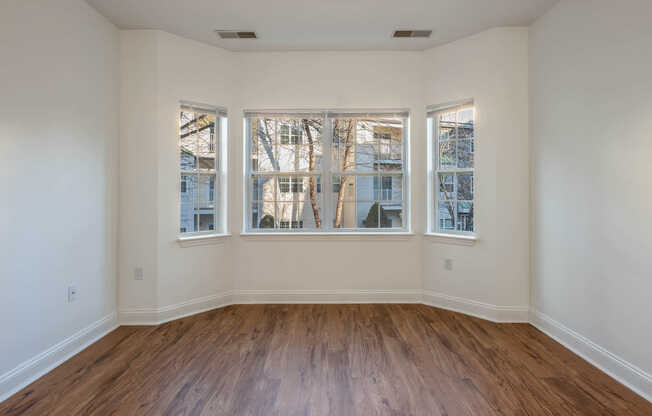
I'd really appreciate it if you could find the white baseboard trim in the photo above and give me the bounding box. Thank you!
[234,289,423,304]
[118,291,234,325]
[0,312,118,403]
[119,289,526,325]
[422,290,530,323]
[530,309,652,403]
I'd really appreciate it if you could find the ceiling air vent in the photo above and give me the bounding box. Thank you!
[393,30,432,38]
[215,30,257,39]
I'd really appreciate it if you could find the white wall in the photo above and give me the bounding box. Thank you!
[232,51,426,294]
[530,0,652,376]
[0,0,119,378]
[118,31,236,315]
[422,28,531,311]
[119,30,160,311]
[155,31,236,308]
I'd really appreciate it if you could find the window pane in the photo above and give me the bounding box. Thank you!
[439,201,455,231]
[197,174,216,231]
[379,202,403,228]
[279,201,321,229]
[332,117,404,174]
[197,114,216,161]
[332,119,357,170]
[180,202,196,233]
[380,175,400,201]
[279,124,290,144]
[278,120,306,145]
[200,174,216,203]
[251,200,275,228]
[180,174,197,202]
[457,139,474,168]
[251,199,322,229]
[439,111,457,141]
[331,175,355,201]
[354,176,376,201]
[277,144,322,172]
[375,122,404,172]
[440,110,456,123]
[251,175,276,201]
[438,174,454,201]
[439,140,456,169]
[198,209,215,231]
[359,202,379,228]
[276,176,317,201]
[180,110,199,154]
[180,149,197,171]
[333,202,357,228]
[457,173,473,201]
[457,201,473,232]
[458,108,474,134]
[332,175,403,202]
[251,118,277,172]
[332,119,376,172]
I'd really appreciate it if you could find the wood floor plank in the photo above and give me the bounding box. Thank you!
[1,304,650,416]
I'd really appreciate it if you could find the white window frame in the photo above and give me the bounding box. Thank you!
[427,100,477,236]
[243,109,410,234]
[178,101,228,238]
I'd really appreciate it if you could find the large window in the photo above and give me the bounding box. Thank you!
[428,102,475,234]
[245,111,409,232]
[179,103,227,235]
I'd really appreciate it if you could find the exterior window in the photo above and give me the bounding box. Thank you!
[280,123,302,144]
[374,176,393,201]
[279,220,304,229]
[246,111,408,232]
[428,102,475,234]
[179,103,227,235]
[279,177,304,194]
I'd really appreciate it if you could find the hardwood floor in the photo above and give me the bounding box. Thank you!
[1,304,650,415]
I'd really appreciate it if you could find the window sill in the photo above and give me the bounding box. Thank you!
[424,232,477,246]
[240,231,415,241]
[177,233,231,247]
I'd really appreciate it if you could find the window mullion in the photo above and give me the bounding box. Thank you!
[195,117,200,233]
[454,173,459,231]
[375,122,381,228]
[433,116,440,232]
[274,119,278,228]
[322,115,333,231]
[402,117,408,230]
[214,116,219,233]
[245,118,252,231]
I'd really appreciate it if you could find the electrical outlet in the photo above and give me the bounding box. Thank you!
[134,267,144,280]
[444,259,453,271]
[67,286,78,303]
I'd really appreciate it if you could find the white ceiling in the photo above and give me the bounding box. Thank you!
[86,0,558,51]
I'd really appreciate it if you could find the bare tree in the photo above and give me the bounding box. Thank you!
[333,119,354,228]
[302,119,321,228]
